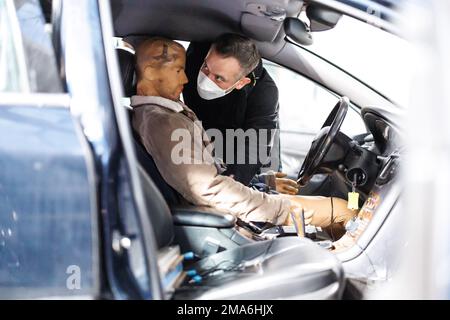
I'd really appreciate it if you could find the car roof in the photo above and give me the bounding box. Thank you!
[111,0,302,43]
[111,0,403,41]
[111,0,406,116]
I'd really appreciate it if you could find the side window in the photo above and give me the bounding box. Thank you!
[0,0,29,92]
[264,60,366,176]
[0,0,62,93]
[264,60,365,136]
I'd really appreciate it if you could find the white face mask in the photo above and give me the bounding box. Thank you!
[197,71,240,100]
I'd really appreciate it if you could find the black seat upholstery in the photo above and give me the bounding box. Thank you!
[174,236,344,299]
[135,137,344,298]
[117,48,136,97]
[117,47,182,205]
[132,132,181,205]
[115,46,345,299]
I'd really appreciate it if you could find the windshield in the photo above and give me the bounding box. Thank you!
[306,14,413,107]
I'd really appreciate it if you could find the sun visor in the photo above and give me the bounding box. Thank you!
[306,3,342,32]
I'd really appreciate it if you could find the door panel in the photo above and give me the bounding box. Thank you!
[0,0,98,299]
[0,101,98,298]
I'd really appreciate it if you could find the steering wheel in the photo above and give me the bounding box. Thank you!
[297,96,349,187]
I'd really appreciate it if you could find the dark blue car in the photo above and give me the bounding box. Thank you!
[0,0,406,299]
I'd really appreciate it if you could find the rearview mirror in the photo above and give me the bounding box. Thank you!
[306,3,342,32]
[283,17,313,46]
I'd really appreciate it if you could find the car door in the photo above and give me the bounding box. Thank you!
[0,0,100,299]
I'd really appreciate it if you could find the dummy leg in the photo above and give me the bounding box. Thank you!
[286,195,357,228]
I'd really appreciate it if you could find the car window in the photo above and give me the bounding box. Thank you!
[305,14,412,107]
[264,60,367,176]
[264,60,366,137]
[0,0,62,93]
[0,0,29,92]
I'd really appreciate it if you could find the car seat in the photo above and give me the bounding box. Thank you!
[115,46,345,299]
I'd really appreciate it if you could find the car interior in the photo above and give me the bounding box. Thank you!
[0,0,406,300]
[108,0,402,299]
[116,42,348,300]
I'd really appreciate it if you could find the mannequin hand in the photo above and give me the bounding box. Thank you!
[275,172,299,195]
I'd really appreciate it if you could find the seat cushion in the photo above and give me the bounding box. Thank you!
[173,237,344,299]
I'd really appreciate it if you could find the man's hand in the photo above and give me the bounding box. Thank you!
[275,172,299,195]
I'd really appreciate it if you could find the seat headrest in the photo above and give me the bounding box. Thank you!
[117,48,136,97]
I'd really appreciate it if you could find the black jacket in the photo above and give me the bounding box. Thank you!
[183,42,280,185]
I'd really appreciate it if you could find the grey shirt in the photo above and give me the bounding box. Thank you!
[131,95,291,224]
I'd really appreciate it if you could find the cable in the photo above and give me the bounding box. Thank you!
[330,196,335,241]
[198,259,241,278]
[198,239,275,279]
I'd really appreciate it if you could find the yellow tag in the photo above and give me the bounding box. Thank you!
[348,192,359,210]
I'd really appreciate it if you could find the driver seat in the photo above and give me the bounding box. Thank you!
[117,46,182,205]
[116,46,346,299]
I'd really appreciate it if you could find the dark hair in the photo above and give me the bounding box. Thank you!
[211,33,261,78]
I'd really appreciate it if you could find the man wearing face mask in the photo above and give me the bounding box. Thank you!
[131,37,356,232]
[183,33,283,189]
